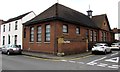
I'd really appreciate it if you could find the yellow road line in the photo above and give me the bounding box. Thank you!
[24,54,94,61]
[82,55,94,58]
[24,56,60,61]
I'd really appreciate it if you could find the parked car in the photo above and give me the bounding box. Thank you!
[92,43,112,54]
[1,44,22,55]
[110,42,120,50]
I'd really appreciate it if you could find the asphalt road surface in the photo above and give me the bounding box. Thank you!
[1,51,120,71]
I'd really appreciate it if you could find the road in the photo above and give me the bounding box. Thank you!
[1,51,120,71]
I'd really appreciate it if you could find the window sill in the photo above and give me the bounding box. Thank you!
[29,42,34,43]
[36,42,42,43]
[44,42,50,44]
[63,33,69,36]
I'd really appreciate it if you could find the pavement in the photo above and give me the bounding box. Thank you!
[22,51,92,60]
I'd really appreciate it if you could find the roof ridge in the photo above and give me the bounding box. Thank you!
[93,14,106,17]
[5,11,33,23]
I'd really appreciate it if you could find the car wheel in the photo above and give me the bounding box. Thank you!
[7,51,10,55]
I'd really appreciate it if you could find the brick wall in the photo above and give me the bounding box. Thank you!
[23,20,114,55]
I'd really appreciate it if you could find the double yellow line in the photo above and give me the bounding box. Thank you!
[24,54,94,61]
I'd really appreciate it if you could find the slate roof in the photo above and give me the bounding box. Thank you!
[24,3,98,29]
[92,14,111,30]
[4,11,33,23]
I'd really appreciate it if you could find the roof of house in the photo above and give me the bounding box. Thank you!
[24,3,98,29]
[4,11,33,23]
[92,14,111,30]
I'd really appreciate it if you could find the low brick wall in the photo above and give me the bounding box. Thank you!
[57,38,87,55]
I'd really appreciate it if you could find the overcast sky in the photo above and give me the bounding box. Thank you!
[0,0,119,29]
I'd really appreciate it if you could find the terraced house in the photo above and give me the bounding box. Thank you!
[1,11,36,48]
[23,3,114,55]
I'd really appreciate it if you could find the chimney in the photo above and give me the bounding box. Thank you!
[87,10,93,18]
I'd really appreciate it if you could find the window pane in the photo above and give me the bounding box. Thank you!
[46,28,50,33]
[94,31,97,41]
[46,25,50,28]
[30,27,34,42]
[63,25,67,29]
[90,30,93,41]
[37,26,42,42]
[76,27,80,34]
[3,25,5,32]
[45,25,50,42]
[15,21,18,30]
[63,25,68,33]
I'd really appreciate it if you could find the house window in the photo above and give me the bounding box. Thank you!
[14,35,17,45]
[104,32,106,41]
[63,24,68,33]
[3,36,5,45]
[86,29,89,39]
[30,27,34,42]
[8,35,10,44]
[45,24,50,42]
[3,25,5,32]
[15,21,18,30]
[94,31,97,42]
[90,30,93,41]
[37,26,42,42]
[9,24,11,31]
[102,32,104,41]
[76,27,80,34]
[24,28,26,38]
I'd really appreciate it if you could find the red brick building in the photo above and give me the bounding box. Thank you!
[23,3,114,55]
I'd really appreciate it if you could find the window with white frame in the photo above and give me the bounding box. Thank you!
[8,35,10,44]
[30,27,34,42]
[14,35,17,45]
[63,24,68,33]
[9,23,11,31]
[76,27,80,34]
[15,21,18,30]
[3,25,5,32]
[37,26,42,42]
[45,24,50,42]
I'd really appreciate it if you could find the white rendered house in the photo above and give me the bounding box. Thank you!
[1,11,36,48]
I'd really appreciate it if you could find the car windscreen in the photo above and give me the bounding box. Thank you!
[94,44,103,47]
[11,45,20,48]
